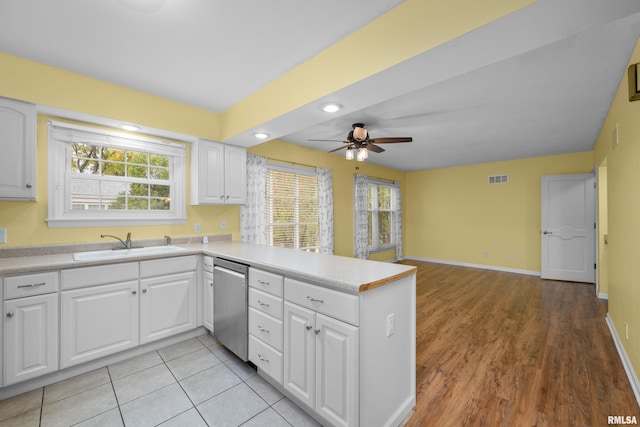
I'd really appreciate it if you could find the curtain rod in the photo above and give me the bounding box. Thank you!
[266,157,318,170]
[353,173,396,184]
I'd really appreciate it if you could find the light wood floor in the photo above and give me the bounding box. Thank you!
[398,260,639,427]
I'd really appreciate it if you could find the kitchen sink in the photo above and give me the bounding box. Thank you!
[72,245,186,261]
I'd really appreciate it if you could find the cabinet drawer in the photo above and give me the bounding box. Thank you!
[249,307,283,351]
[249,335,283,385]
[61,262,138,290]
[248,268,283,297]
[249,287,283,320]
[285,278,359,326]
[5,271,58,299]
[140,255,197,278]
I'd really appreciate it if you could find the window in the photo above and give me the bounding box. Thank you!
[47,121,186,227]
[367,180,400,251]
[266,164,319,252]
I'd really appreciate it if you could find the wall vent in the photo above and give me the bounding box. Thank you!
[488,174,509,184]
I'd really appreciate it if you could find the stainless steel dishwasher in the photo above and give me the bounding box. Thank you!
[213,257,249,361]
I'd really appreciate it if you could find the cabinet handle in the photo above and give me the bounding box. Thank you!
[17,282,46,288]
[6,312,14,318]
[306,296,324,304]
[132,290,137,295]
[257,325,270,334]
[142,289,147,293]
[210,282,214,287]
[220,195,225,200]
[258,280,270,287]
[257,300,270,308]
[305,325,312,331]
[314,329,321,335]
[257,354,269,363]
[226,195,230,200]
[26,183,33,188]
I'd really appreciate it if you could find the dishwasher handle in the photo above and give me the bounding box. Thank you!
[214,265,246,281]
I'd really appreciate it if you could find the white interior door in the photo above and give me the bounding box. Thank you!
[541,174,595,282]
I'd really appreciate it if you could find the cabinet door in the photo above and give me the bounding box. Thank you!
[315,313,359,427]
[284,302,315,409]
[192,139,225,204]
[4,293,58,385]
[61,281,139,369]
[203,271,214,332]
[140,271,197,344]
[224,144,246,204]
[0,98,36,200]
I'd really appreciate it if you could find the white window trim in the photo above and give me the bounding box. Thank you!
[367,178,399,253]
[46,120,186,228]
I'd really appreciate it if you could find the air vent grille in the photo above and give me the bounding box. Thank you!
[488,175,509,184]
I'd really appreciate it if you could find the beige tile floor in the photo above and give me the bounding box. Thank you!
[0,334,321,427]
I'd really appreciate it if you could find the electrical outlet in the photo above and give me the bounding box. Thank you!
[483,251,488,257]
[220,220,227,230]
[0,228,6,244]
[195,223,201,233]
[386,313,395,337]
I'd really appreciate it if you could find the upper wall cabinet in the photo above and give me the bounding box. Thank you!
[0,97,36,201]
[190,139,246,205]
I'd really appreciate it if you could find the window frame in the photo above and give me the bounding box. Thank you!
[46,120,186,228]
[367,179,399,252]
[265,163,320,252]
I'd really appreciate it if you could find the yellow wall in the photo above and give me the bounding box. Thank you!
[0,52,237,247]
[247,140,406,258]
[405,151,594,272]
[593,39,640,379]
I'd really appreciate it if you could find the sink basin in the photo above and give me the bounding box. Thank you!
[73,245,186,261]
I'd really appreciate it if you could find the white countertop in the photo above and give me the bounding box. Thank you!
[0,241,416,293]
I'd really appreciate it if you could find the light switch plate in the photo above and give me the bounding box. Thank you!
[0,228,6,243]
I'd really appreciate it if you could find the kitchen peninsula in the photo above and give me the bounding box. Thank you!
[0,239,416,427]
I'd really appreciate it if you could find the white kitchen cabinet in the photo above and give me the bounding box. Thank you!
[284,279,359,427]
[4,293,58,385]
[140,271,197,344]
[190,138,246,205]
[203,270,214,332]
[0,97,36,201]
[60,280,139,369]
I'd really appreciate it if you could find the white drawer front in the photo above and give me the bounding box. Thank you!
[140,255,197,278]
[248,268,283,297]
[249,335,283,385]
[285,278,359,326]
[5,271,58,299]
[248,287,283,320]
[61,262,138,290]
[249,307,283,351]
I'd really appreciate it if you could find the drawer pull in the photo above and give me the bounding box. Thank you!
[314,329,321,335]
[257,300,270,308]
[257,353,269,363]
[258,280,270,287]
[132,290,137,295]
[305,325,312,331]
[306,296,324,304]
[6,312,14,318]
[257,325,270,334]
[17,282,46,289]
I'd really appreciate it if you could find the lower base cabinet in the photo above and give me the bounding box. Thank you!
[284,301,358,427]
[140,271,197,344]
[203,271,214,332]
[4,294,58,385]
[60,281,139,369]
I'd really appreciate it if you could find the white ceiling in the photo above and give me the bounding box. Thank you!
[2,0,640,171]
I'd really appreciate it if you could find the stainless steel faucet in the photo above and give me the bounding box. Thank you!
[101,232,132,249]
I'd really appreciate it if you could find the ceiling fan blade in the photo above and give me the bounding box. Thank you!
[328,146,348,153]
[367,143,385,153]
[369,137,413,144]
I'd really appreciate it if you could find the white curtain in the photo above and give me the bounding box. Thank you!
[317,167,334,254]
[240,154,267,244]
[353,174,369,259]
[393,181,403,260]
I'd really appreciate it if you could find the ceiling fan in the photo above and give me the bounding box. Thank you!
[311,123,412,161]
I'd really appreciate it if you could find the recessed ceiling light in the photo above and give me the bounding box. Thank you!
[321,103,343,113]
[119,124,141,132]
[253,132,270,140]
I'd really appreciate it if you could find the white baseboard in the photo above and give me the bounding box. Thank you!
[404,256,540,277]
[606,314,640,408]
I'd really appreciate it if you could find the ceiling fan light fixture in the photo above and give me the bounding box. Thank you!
[356,147,368,162]
[353,126,367,141]
[345,147,355,160]
[321,103,342,113]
